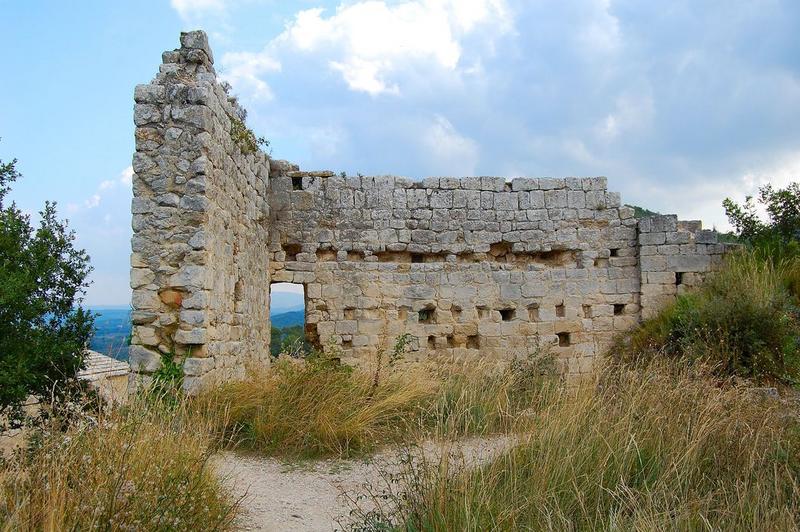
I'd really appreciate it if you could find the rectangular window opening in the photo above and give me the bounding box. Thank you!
[610,248,620,257]
[582,304,592,318]
[500,308,515,321]
[446,335,456,348]
[411,253,424,263]
[418,307,435,324]
[557,332,571,347]
[467,335,480,349]
[291,176,303,190]
[270,282,310,357]
[676,272,684,286]
[613,303,625,316]
[427,335,436,349]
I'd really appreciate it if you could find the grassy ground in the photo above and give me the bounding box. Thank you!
[199,349,556,459]
[350,363,800,531]
[0,395,236,531]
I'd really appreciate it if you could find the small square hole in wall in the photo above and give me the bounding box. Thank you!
[614,303,626,316]
[477,306,490,319]
[411,253,424,263]
[427,335,436,349]
[557,332,571,347]
[418,308,435,324]
[555,303,566,318]
[499,308,515,321]
[528,304,540,322]
[610,248,620,257]
[594,257,609,268]
[446,335,456,348]
[451,306,462,321]
[291,176,303,190]
[467,335,480,349]
[675,272,684,286]
[342,339,353,349]
[582,304,592,318]
[344,307,355,320]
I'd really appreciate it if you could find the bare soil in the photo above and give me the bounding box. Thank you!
[215,436,512,531]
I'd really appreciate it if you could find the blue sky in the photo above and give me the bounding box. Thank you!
[1,0,798,306]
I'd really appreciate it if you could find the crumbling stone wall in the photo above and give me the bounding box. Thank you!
[638,215,729,319]
[129,31,730,388]
[129,31,271,391]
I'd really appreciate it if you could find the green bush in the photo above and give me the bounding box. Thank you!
[0,154,94,428]
[613,250,800,383]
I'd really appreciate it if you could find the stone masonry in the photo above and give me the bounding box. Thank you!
[129,32,732,391]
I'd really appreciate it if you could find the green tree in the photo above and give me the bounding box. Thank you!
[0,155,94,428]
[724,183,800,243]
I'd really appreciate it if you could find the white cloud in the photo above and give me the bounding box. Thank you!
[73,166,133,213]
[577,0,621,54]
[597,91,655,142]
[85,194,101,209]
[422,115,479,175]
[222,0,512,98]
[220,51,281,100]
[120,166,133,186]
[170,0,227,20]
[271,282,304,294]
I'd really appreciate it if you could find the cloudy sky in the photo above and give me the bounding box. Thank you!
[1,0,798,306]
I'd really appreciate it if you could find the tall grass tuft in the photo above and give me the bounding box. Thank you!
[0,395,237,531]
[614,249,800,383]
[353,363,800,531]
[200,347,557,458]
[200,356,439,458]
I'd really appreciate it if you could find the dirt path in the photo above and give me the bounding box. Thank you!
[215,436,512,531]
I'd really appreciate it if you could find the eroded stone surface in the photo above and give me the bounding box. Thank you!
[129,31,732,390]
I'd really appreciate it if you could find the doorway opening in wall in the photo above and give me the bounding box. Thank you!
[270,282,311,358]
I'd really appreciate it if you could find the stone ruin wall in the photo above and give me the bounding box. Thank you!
[129,32,732,390]
[130,31,271,391]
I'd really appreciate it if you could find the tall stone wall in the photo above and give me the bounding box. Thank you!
[269,169,640,373]
[129,31,730,388]
[129,31,271,391]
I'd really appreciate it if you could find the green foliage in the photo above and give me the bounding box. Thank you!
[612,250,800,383]
[270,325,309,358]
[229,116,269,155]
[724,182,800,257]
[626,204,660,218]
[0,153,94,428]
[149,352,186,403]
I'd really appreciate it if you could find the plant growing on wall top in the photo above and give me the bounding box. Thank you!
[221,81,270,155]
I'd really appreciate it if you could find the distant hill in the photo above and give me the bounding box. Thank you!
[271,310,304,328]
[271,291,304,313]
[89,307,131,361]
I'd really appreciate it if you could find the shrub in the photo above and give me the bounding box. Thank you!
[0,154,94,428]
[0,396,236,531]
[352,363,800,531]
[613,250,800,383]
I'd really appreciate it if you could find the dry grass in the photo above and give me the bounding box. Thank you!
[0,395,236,531]
[198,350,556,459]
[351,362,800,531]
